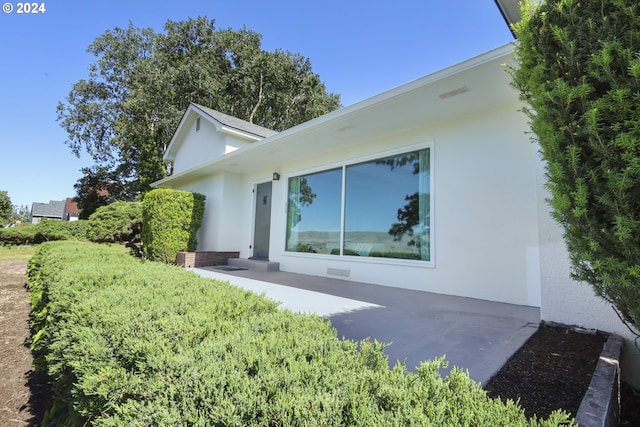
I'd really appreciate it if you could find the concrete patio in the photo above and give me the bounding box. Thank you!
[193,267,540,386]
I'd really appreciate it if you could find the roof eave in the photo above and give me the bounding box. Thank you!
[153,43,518,188]
[494,0,521,37]
[218,125,266,142]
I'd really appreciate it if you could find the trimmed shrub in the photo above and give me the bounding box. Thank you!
[87,201,142,256]
[0,225,41,245]
[87,202,141,243]
[142,189,205,263]
[0,219,89,245]
[61,220,90,240]
[28,241,572,426]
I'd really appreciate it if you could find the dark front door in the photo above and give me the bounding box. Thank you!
[252,181,272,259]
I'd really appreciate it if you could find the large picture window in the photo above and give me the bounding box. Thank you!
[286,168,342,254]
[285,146,431,262]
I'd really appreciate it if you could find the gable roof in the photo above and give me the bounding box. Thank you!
[193,104,279,139]
[31,200,65,218]
[154,43,519,188]
[164,103,278,161]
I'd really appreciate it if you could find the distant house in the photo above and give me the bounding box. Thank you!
[64,198,80,221]
[30,198,79,223]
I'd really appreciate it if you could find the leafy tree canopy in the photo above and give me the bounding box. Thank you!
[58,16,341,201]
[11,205,30,225]
[73,166,131,219]
[511,0,640,330]
[0,191,12,226]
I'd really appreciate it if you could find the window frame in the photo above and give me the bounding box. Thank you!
[283,141,435,268]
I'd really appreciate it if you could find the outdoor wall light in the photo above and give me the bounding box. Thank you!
[272,172,280,181]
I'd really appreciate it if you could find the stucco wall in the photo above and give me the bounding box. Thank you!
[164,172,246,252]
[172,117,235,173]
[233,99,541,307]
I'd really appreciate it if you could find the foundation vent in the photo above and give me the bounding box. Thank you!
[327,268,350,278]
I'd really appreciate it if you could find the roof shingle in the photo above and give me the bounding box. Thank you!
[31,200,65,218]
[192,103,279,139]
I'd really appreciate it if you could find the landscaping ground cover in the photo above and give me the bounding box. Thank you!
[27,242,575,425]
[485,324,640,425]
[2,243,639,425]
[485,324,608,419]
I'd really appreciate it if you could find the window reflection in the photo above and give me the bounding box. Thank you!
[286,168,342,254]
[345,150,430,260]
[285,148,430,261]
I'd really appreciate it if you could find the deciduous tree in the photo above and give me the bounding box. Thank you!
[58,17,341,202]
[0,191,12,227]
[11,204,30,225]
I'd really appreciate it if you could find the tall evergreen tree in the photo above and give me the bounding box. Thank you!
[511,0,640,330]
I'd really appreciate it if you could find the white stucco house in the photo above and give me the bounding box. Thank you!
[153,42,640,385]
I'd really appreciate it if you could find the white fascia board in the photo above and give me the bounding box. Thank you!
[218,125,264,142]
[163,106,195,161]
[164,104,263,161]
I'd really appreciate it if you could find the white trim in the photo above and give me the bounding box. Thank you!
[280,140,435,268]
[218,125,264,141]
[339,164,347,259]
[164,104,263,162]
[280,249,434,269]
[285,141,434,179]
[191,103,265,142]
[239,44,515,148]
[429,141,436,267]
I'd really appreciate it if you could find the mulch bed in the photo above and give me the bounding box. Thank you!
[485,323,640,425]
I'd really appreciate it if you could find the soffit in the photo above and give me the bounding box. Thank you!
[494,0,522,33]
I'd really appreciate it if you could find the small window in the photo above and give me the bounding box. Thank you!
[196,117,201,131]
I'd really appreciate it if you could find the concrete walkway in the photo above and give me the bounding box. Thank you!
[193,267,540,385]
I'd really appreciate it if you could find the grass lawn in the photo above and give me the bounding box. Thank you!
[0,245,37,261]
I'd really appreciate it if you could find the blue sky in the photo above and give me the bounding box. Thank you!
[0,0,513,210]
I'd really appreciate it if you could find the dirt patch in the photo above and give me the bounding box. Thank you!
[0,261,51,426]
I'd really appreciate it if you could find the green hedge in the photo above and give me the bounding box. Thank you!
[142,188,205,263]
[0,202,141,250]
[511,0,640,331]
[28,242,572,426]
[86,201,141,243]
[0,219,89,245]
[86,201,142,256]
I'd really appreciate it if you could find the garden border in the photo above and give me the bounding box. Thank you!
[176,251,239,268]
[575,333,624,427]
